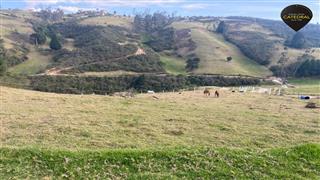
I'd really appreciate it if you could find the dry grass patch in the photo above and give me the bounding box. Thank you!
[80,16,133,29]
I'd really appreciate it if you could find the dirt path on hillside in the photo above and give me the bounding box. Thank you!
[44,67,73,75]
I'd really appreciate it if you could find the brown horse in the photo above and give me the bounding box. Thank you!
[214,90,219,98]
[203,89,210,96]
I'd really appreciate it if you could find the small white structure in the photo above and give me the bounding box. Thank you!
[147,90,155,94]
[272,79,283,85]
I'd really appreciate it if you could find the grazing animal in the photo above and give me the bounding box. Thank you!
[214,90,219,98]
[203,89,210,96]
[147,90,155,94]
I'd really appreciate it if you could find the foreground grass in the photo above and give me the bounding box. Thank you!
[1,86,319,150]
[1,144,319,179]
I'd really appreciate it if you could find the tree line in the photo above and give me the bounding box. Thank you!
[270,54,320,77]
[29,74,261,95]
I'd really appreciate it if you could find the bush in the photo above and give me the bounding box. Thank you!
[186,54,200,71]
[50,34,62,50]
[0,57,6,75]
[30,32,46,45]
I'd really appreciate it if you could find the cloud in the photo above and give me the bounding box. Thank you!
[181,3,215,10]
[25,0,184,8]
[57,6,96,13]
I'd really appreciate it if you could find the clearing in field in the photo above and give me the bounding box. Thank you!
[8,46,51,75]
[160,55,187,75]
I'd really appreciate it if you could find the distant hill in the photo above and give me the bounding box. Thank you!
[216,17,320,77]
[0,9,319,79]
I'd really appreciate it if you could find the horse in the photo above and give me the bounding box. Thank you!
[203,89,210,96]
[214,90,219,98]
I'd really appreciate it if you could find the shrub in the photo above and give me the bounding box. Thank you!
[186,54,200,71]
[50,35,62,50]
[30,32,46,45]
[0,57,6,75]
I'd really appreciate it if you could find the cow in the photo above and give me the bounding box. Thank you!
[214,90,219,98]
[203,89,210,96]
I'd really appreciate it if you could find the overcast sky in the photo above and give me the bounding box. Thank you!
[1,0,319,23]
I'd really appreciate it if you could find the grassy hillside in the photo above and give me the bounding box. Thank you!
[0,10,34,37]
[80,16,133,29]
[219,18,320,68]
[1,144,320,179]
[0,11,37,68]
[172,22,271,77]
[8,47,51,75]
[1,86,319,150]
[160,55,187,75]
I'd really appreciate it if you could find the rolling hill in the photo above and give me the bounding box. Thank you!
[172,21,271,76]
[217,17,320,67]
[0,9,319,85]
